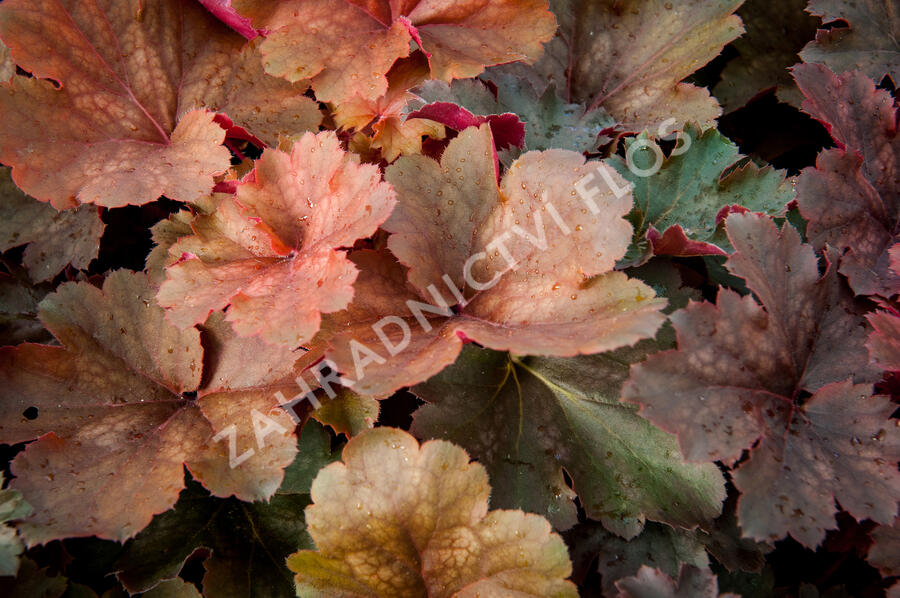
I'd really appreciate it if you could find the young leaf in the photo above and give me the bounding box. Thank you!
[799,0,900,85]
[230,0,557,104]
[611,124,794,263]
[334,55,445,162]
[407,101,524,152]
[412,344,725,536]
[312,125,665,397]
[0,168,104,282]
[793,63,899,296]
[287,427,578,598]
[0,0,320,209]
[713,0,819,111]
[623,213,898,547]
[549,0,744,131]
[615,564,739,598]
[0,271,301,544]
[310,389,379,438]
[157,131,396,347]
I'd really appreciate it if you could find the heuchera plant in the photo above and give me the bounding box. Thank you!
[0,1,897,597]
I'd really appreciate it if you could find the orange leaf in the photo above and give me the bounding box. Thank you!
[287,427,578,598]
[0,0,321,209]
[232,0,557,103]
[306,125,665,397]
[0,272,301,544]
[157,131,396,347]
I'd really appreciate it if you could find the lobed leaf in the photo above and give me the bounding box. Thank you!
[0,473,30,576]
[868,312,900,372]
[115,472,316,598]
[0,0,320,209]
[623,213,898,547]
[565,521,709,598]
[309,125,665,397]
[868,516,900,577]
[611,124,794,264]
[0,266,54,347]
[287,427,578,598]
[231,0,557,104]
[546,0,744,131]
[334,54,445,162]
[713,0,819,111]
[0,271,301,544]
[793,63,900,296]
[615,564,739,598]
[157,131,396,347]
[412,344,725,536]
[406,102,524,152]
[311,389,379,438]
[0,557,67,598]
[115,423,336,597]
[799,0,900,85]
[416,75,614,154]
[0,168,104,282]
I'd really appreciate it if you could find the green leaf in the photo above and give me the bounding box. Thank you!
[411,344,726,537]
[278,421,341,496]
[611,124,794,262]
